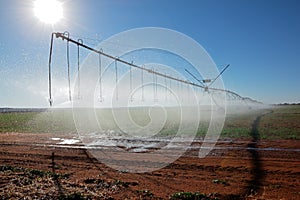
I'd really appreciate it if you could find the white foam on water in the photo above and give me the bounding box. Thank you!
[58,139,80,144]
[83,134,195,152]
[51,137,62,141]
[46,135,300,153]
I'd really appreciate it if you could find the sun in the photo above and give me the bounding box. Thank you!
[33,0,63,24]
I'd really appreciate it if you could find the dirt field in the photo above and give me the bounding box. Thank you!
[0,132,299,200]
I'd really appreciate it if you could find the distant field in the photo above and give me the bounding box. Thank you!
[0,110,76,133]
[0,105,299,139]
[258,105,300,139]
[222,105,300,139]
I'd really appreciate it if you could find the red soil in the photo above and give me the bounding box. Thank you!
[0,133,299,199]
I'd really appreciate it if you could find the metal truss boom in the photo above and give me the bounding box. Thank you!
[48,31,261,106]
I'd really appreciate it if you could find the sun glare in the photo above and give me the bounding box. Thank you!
[33,0,63,24]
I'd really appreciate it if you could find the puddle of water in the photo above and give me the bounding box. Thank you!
[50,137,80,144]
[58,139,80,145]
[48,136,300,152]
[51,138,62,141]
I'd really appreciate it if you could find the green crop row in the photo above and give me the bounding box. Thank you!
[0,105,299,139]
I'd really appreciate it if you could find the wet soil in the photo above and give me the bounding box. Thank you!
[0,132,299,199]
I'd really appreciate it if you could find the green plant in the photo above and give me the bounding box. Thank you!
[59,192,86,200]
[212,179,230,186]
[170,192,218,200]
[136,189,154,198]
[0,165,22,172]
[114,179,130,187]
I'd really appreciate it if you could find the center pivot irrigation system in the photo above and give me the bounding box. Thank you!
[48,31,261,107]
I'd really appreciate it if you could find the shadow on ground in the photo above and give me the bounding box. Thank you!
[224,110,272,200]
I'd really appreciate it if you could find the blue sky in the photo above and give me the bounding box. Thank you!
[0,0,299,107]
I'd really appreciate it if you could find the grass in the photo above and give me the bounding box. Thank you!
[58,192,86,200]
[220,105,300,139]
[0,105,299,139]
[0,165,70,180]
[0,164,121,199]
[0,109,76,133]
[135,189,154,198]
[170,192,219,200]
[258,105,300,139]
[212,179,230,186]
[219,109,263,139]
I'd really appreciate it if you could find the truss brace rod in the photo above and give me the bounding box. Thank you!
[130,61,133,101]
[77,39,83,99]
[208,64,230,87]
[64,31,72,102]
[99,49,103,101]
[164,73,167,100]
[48,33,54,106]
[115,58,118,101]
[152,68,155,101]
[141,65,144,101]
[185,69,205,87]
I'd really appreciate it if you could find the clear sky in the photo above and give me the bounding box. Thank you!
[0,0,299,107]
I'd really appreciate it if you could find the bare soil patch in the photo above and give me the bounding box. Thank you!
[0,132,299,199]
